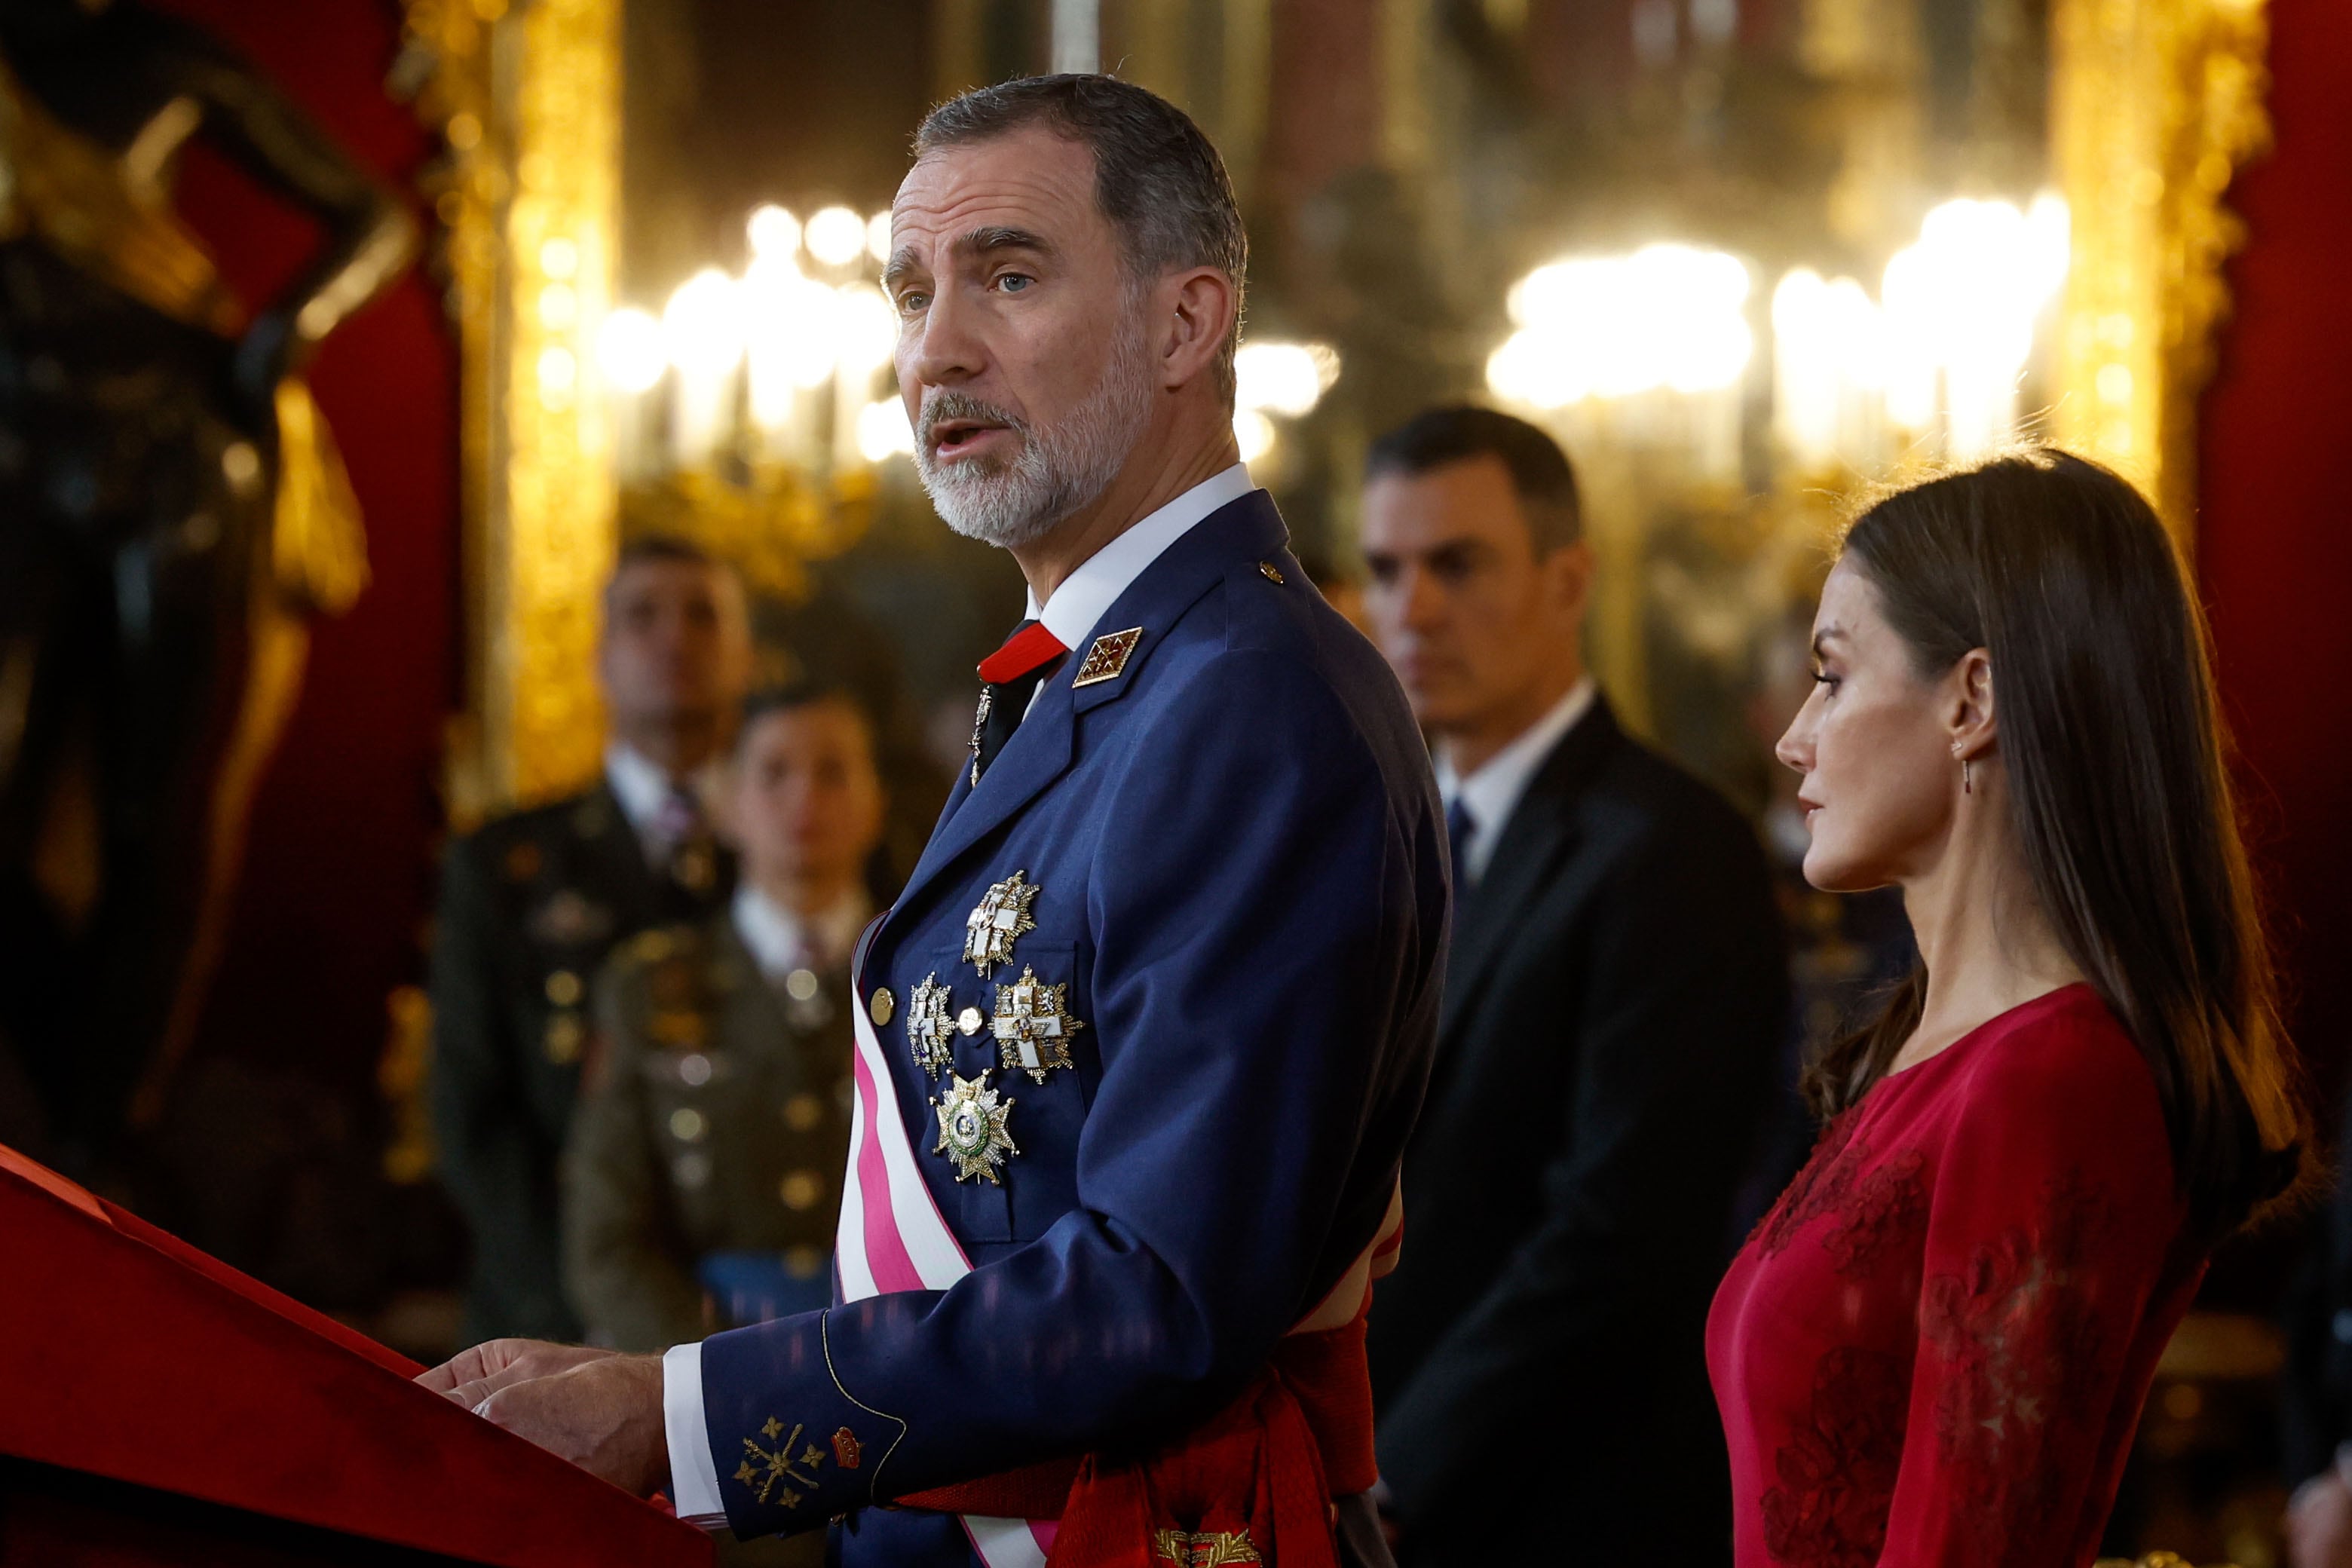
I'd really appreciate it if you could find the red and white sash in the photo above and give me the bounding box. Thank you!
[838,967,1057,1567]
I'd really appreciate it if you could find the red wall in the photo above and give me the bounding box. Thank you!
[155,0,458,1107]
[2200,0,2352,1120]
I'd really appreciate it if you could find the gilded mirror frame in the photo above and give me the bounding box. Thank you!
[406,0,2268,816]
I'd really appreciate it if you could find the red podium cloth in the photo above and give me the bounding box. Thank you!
[0,1142,710,1567]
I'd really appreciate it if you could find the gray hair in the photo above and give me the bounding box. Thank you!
[914,74,1247,405]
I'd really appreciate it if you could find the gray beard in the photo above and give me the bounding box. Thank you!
[915,330,1156,550]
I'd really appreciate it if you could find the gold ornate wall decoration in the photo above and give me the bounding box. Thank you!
[404,0,622,827]
[2052,0,2270,542]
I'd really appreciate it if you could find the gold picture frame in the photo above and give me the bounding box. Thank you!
[414,0,2271,810]
[406,0,622,826]
[2052,0,2271,541]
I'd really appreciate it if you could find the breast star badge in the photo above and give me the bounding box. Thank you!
[932,1070,1018,1184]
[963,869,1040,975]
[907,972,955,1076]
[991,965,1083,1084]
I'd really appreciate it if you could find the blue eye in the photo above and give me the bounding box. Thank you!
[997,273,1033,293]
[896,291,929,314]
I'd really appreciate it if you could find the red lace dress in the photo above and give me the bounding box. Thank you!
[1707,984,2204,1567]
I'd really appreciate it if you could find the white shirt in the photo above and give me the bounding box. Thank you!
[1434,677,1597,885]
[660,462,1258,1528]
[604,743,722,857]
[730,884,869,982]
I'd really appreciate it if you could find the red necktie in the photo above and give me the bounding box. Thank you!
[970,620,1070,782]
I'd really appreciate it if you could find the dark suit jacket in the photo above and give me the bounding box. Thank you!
[1368,697,1787,1566]
[427,781,730,1344]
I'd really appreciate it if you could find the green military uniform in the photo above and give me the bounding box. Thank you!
[428,779,730,1344]
[562,912,856,1355]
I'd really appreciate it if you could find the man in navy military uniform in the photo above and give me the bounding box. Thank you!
[422,75,1446,1568]
[430,536,754,1343]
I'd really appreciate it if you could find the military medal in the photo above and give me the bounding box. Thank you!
[907,972,955,1075]
[931,1070,1018,1184]
[963,869,1040,975]
[991,965,1083,1083]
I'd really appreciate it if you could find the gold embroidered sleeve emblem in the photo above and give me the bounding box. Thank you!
[931,1070,1019,1184]
[907,972,956,1075]
[733,1417,823,1507]
[963,869,1040,975]
[991,965,1083,1083]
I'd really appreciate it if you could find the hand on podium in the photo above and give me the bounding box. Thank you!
[418,1339,671,1499]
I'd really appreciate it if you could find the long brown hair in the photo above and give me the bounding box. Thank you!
[1802,449,2306,1236]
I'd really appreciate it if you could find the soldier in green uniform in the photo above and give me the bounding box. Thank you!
[563,683,886,1358]
[429,537,754,1344]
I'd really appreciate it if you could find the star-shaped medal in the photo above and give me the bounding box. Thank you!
[991,964,1083,1084]
[906,972,955,1076]
[931,1070,1018,1184]
[963,870,1040,975]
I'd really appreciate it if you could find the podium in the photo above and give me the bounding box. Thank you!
[0,1144,713,1566]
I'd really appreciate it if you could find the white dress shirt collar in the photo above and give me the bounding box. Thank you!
[1434,676,1597,884]
[602,743,721,841]
[730,883,870,980]
[1024,463,1257,651]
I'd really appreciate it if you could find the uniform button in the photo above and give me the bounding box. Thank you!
[957,1006,984,1037]
[669,1107,709,1142]
[672,1152,712,1189]
[784,1245,825,1279]
[544,969,583,1007]
[869,988,896,1027]
[782,1092,824,1132]
[678,1052,713,1087]
[786,968,821,1003]
[779,1170,825,1210]
[544,1014,584,1064]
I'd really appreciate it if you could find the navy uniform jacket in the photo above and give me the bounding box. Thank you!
[689,492,1447,1562]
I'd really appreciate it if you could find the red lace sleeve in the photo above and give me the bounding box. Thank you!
[1880,1014,2182,1566]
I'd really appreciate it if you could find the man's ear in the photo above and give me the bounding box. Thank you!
[1543,540,1596,629]
[1158,267,1237,391]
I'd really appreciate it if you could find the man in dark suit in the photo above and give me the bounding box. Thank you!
[1360,406,1787,1565]
[430,535,753,1344]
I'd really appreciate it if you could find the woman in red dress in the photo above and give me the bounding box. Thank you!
[1709,451,2307,1566]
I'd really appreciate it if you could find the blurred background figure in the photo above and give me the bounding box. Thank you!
[564,681,883,1357]
[1358,406,1786,1566]
[430,537,753,1345]
[0,0,413,1178]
